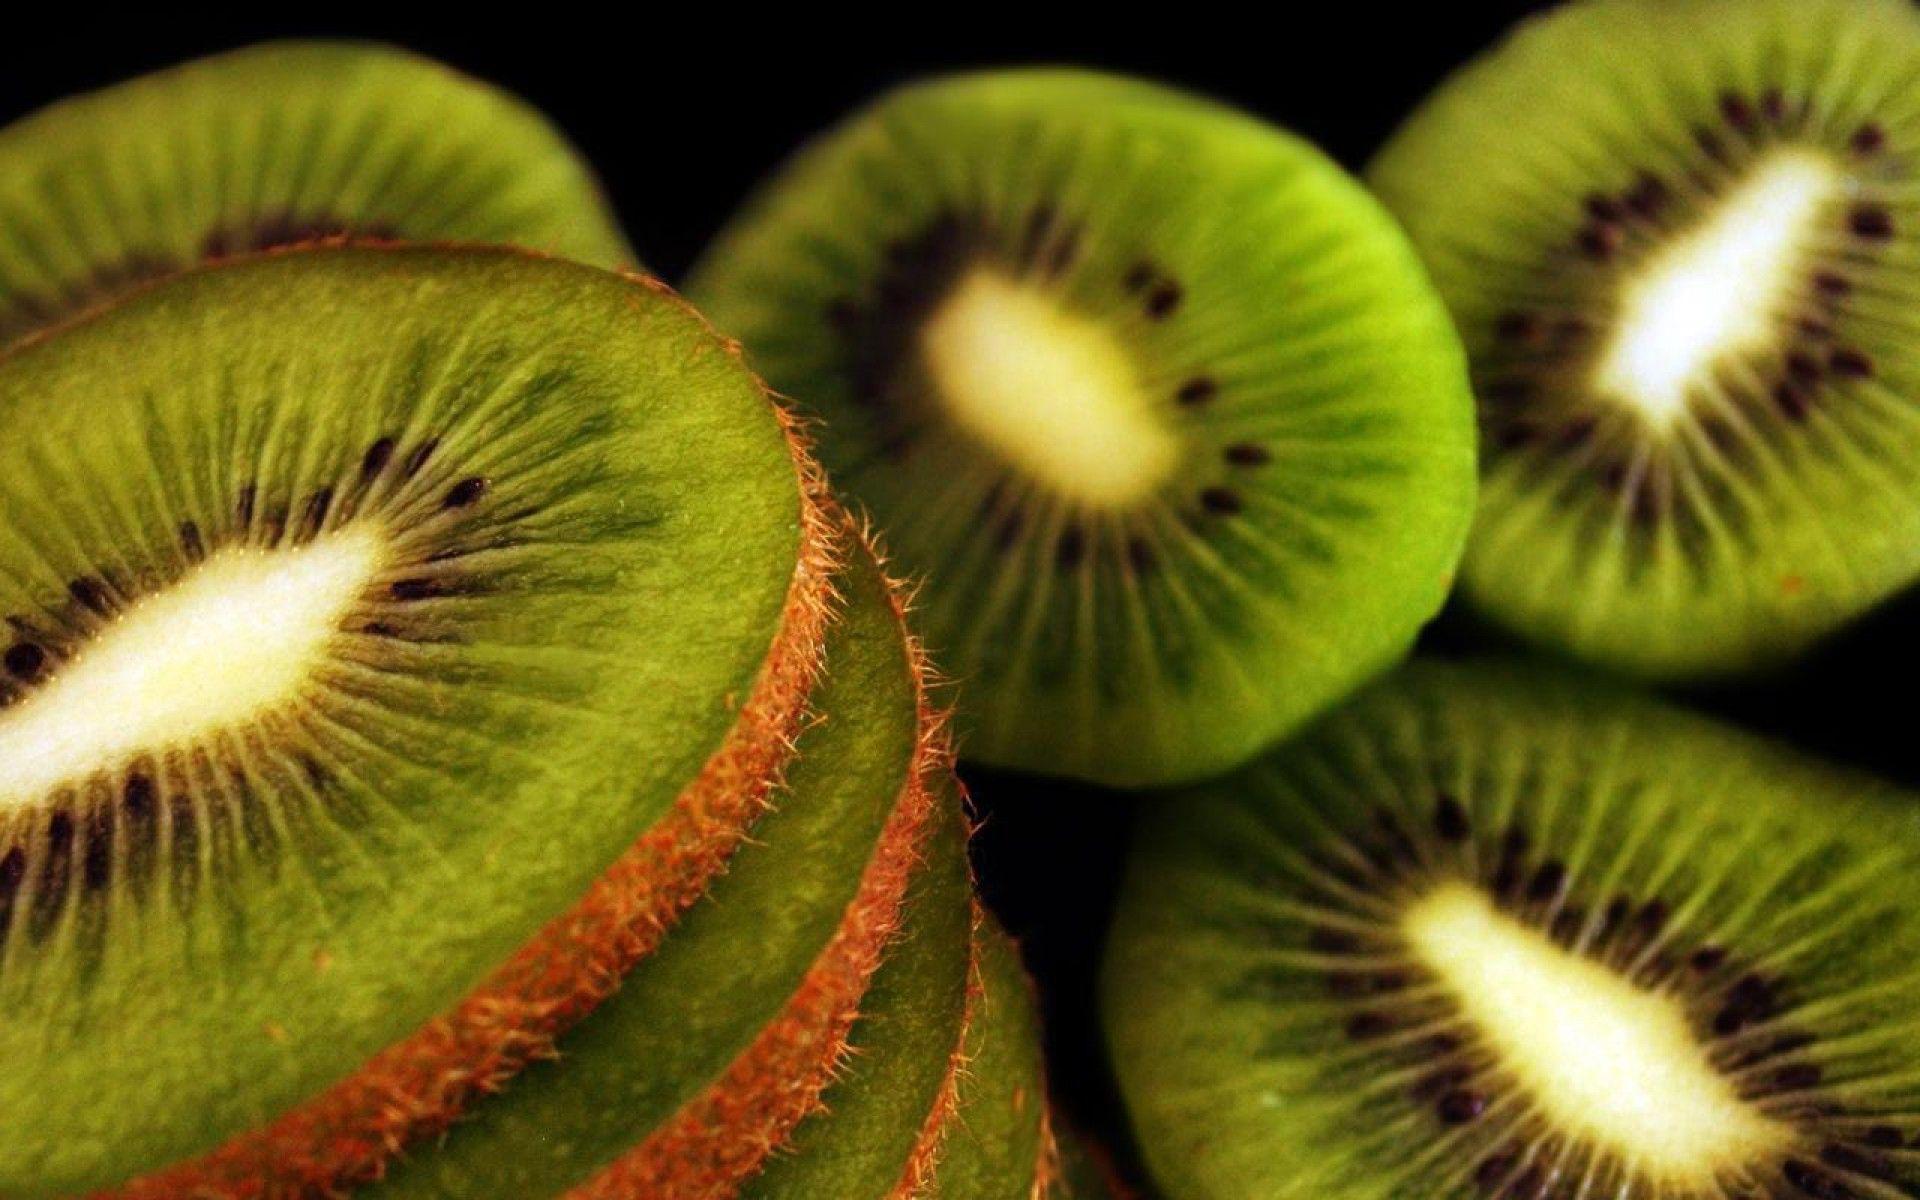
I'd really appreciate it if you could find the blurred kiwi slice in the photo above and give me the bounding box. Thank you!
[0,40,630,344]
[0,245,824,1198]
[1105,659,1920,1200]
[356,536,947,1199]
[690,69,1477,787]
[1371,0,1920,679]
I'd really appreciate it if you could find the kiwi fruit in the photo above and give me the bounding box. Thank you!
[0,245,834,1197]
[0,41,630,345]
[1104,658,1920,1200]
[689,68,1478,787]
[1370,0,1920,680]
[356,535,950,1198]
[922,916,1056,1198]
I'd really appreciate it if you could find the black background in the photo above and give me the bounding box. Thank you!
[13,7,1918,1194]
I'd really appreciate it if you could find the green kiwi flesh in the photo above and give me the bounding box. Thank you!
[1370,0,1920,679]
[0,40,631,345]
[1105,659,1920,1200]
[0,246,805,1196]
[690,69,1478,787]
[360,539,930,1198]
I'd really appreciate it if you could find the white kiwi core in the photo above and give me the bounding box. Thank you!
[1402,883,1785,1186]
[1594,151,1840,429]
[0,526,385,810]
[920,269,1178,507]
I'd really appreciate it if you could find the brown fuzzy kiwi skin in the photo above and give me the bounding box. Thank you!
[561,528,959,1200]
[92,249,845,1200]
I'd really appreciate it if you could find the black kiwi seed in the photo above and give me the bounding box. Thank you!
[4,642,47,681]
[443,477,490,509]
[361,436,397,480]
[1848,205,1895,241]
[1433,794,1471,842]
[1199,487,1244,516]
[1176,376,1218,406]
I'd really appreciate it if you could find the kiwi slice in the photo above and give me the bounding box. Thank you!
[1105,659,1920,1200]
[689,69,1478,787]
[0,40,630,345]
[358,535,944,1199]
[0,245,824,1198]
[749,898,1057,1200]
[1370,0,1920,679]
[922,915,1056,1198]
[738,811,976,1199]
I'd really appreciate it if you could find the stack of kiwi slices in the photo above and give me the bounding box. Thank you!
[0,43,1071,1199]
[0,243,1062,1199]
[690,69,1479,788]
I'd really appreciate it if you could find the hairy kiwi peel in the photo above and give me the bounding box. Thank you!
[1370,0,1920,678]
[113,368,843,1200]
[1105,660,1920,1200]
[691,68,1476,786]
[350,535,949,1197]
[0,41,630,347]
[0,246,814,1196]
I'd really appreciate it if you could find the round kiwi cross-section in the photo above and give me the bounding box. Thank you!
[1371,0,1920,679]
[0,246,810,1198]
[0,40,631,346]
[691,69,1478,787]
[1105,660,1920,1200]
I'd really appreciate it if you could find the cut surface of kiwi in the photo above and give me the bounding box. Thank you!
[0,40,630,345]
[360,537,937,1199]
[691,69,1477,786]
[0,246,811,1197]
[1105,659,1920,1200]
[1371,0,1920,679]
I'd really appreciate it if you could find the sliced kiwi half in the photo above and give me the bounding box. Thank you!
[1105,659,1920,1200]
[0,245,830,1198]
[1371,0,1920,679]
[0,40,631,345]
[690,69,1478,787]
[356,534,945,1199]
